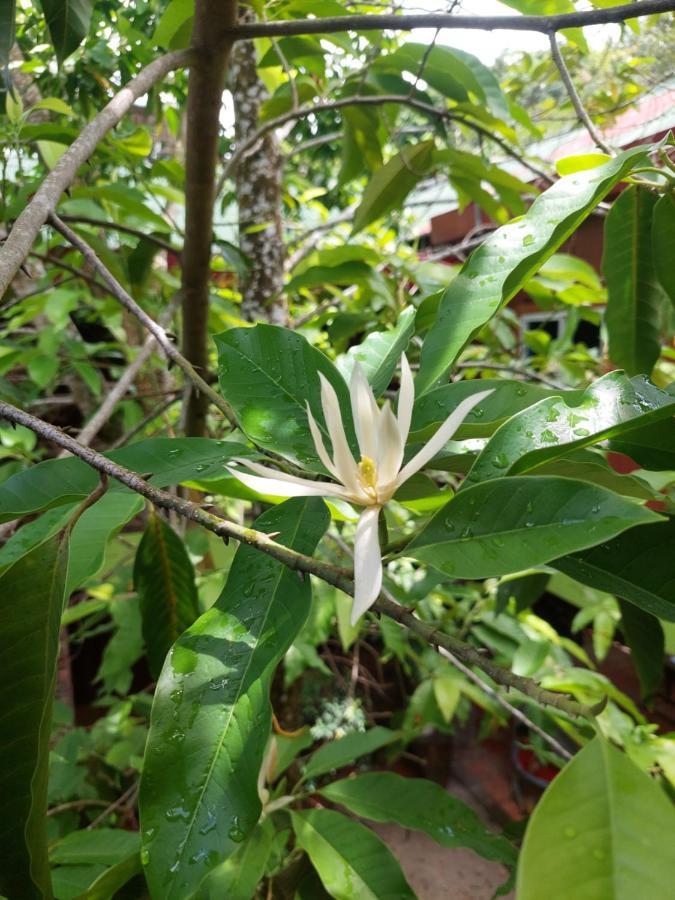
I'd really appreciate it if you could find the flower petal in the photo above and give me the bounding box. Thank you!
[396,353,414,445]
[351,506,383,625]
[350,362,379,460]
[319,373,360,493]
[227,459,348,499]
[395,389,495,485]
[306,402,340,478]
[375,400,404,488]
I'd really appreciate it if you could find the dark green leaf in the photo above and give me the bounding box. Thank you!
[0,532,69,899]
[73,852,141,900]
[196,821,274,900]
[405,476,660,580]
[133,513,200,678]
[466,372,675,485]
[607,418,675,471]
[618,601,664,700]
[338,306,415,397]
[603,186,666,375]
[416,147,648,393]
[287,260,375,291]
[153,0,193,49]
[554,518,675,621]
[320,773,516,865]
[653,192,675,306]
[496,572,550,615]
[291,808,415,900]
[303,727,400,781]
[215,324,355,470]
[139,498,330,899]
[352,140,435,234]
[37,0,93,62]
[0,0,16,73]
[516,738,675,900]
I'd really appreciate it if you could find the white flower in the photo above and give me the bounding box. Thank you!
[228,355,493,624]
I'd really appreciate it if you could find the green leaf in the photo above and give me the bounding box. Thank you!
[618,600,664,700]
[215,324,355,470]
[608,418,675,471]
[0,437,253,522]
[50,830,139,866]
[302,727,400,781]
[139,498,330,900]
[37,0,93,62]
[196,820,274,900]
[416,146,648,394]
[1,0,17,72]
[516,737,675,900]
[287,260,375,291]
[603,185,666,375]
[652,192,675,307]
[320,772,516,864]
[0,532,69,899]
[352,140,435,234]
[555,153,611,175]
[337,306,415,397]
[153,0,193,49]
[465,372,675,485]
[410,379,555,441]
[291,808,415,900]
[554,517,675,621]
[404,476,661,580]
[133,512,200,678]
[73,852,141,900]
[496,572,550,615]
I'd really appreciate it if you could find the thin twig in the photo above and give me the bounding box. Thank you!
[59,215,178,253]
[548,33,613,156]
[109,395,180,449]
[86,782,138,830]
[0,398,596,720]
[48,214,236,427]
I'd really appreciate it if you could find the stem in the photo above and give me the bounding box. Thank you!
[0,398,597,720]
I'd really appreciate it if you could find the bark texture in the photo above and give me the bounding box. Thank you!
[181,1,237,436]
[230,11,286,325]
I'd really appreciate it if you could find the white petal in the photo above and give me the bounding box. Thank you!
[351,506,383,625]
[319,373,360,493]
[306,402,340,479]
[396,354,414,445]
[350,362,379,460]
[395,389,495,486]
[227,460,348,499]
[375,400,404,487]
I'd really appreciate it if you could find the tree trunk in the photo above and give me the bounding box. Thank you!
[230,12,287,325]
[181,0,238,436]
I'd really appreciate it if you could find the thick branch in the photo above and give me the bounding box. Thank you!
[0,50,192,301]
[181,0,238,436]
[224,2,675,39]
[0,398,596,720]
[548,33,613,156]
[48,214,236,426]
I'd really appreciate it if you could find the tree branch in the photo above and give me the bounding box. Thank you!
[48,214,236,426]
[223,2,675,39]
[59,215,178,254]
[0,49,193,301]
[0,398,597,721]
[548,33,613,156]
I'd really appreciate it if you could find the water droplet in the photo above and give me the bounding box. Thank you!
[472,407,485,419]
[564,826,577,839]
[526,501,534,514]
[169,688,183,704]
[195,463,208,472]
[228,817,245,843]
[209,676,229,691]
[168,448,182,457]
[573,428,590,437]
[492,452,510,469]
[522,234,535,246]
[168,730,185,744]
[546,407,560,423]
[166,806,190,821]
[540,429,559,443]
[516,386,527,396]
[591,504,600,514]
[169,860,180,874]
[140,848,150,866]
[444,519,456,532]
[525,521,534,528]
[200,809,218,835]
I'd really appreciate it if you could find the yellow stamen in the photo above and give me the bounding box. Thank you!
[358,456,378,491]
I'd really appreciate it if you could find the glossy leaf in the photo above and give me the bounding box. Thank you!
[216,324,355,470]
[139,498,329,899]
[517,738,675,900]
[416,146,648,394]
[653,192,675,306]
[554,517,675,621]
[405,476,660,580]
[607,418,675,471]
[37,0,93,62]
[337,306,415,397]
[291,808,415,900]
[196,821,274,900]
[618,601,664,700]
[133,513,200,678]
[352,140,435,234]
[0,532,69,899]
[0,437,253,522]
[603,186,666,375]
[320,773,516,865]
[466,372,675,485]
[302,727,400,782]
